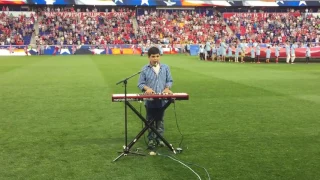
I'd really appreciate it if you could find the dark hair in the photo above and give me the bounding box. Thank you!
[148,47,160,57]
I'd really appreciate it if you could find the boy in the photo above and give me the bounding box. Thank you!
[250,46,255,63]
[137,47,173,148]
[266,46,271,63]
[255,42,261,63]
[199,45,205,60]
[285,41,291,64]
[306,44,311,63]
[290,42,297,64]
[227,44,233,62]
[275,44,280,63]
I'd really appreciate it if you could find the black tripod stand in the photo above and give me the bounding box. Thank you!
[113,70,145,162]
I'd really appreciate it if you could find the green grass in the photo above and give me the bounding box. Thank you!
[0,55,320,180]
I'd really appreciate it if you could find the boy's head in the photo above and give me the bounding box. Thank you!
[148,47,160,66]
[148,46,160,57]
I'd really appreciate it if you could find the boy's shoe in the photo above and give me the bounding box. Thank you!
[158,140,165,147]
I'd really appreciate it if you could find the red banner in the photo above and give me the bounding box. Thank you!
[44,12,127,19]
[223,12,301,19]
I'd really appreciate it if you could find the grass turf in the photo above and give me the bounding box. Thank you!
[0,55,319,180]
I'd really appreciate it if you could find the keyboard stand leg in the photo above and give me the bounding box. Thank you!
[126,101,176,154]
[112,99,147,162]
[112,147,145,162]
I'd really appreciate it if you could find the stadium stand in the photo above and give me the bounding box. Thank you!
[1,4,320,59]
[136,8,230,44]
[37,7,136,45]
[0,11,35,45]
[223,9,320,45]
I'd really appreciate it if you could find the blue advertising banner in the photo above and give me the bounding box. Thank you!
[190,45,199,56]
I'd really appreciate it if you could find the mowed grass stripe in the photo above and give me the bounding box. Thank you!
[0,56,114,179]
[0,55,319,180]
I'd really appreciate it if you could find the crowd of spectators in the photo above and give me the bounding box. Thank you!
[136,9,234,45]
[36,7,136,46]
[0,7,35,45]
[2,5,320,47]
[225,8,320,46]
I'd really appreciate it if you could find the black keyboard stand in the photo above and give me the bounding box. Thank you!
[113,71,176,162]
[113,99,176,162]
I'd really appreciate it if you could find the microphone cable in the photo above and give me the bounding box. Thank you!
[156,152,211,180]
[138,101,211,180]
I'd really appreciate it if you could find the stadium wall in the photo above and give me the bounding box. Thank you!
[1,45,320,62]
[0,45,181,56]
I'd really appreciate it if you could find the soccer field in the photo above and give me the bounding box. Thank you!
[0,55,319,180]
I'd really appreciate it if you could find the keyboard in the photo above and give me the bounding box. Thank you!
[112,93,189,102]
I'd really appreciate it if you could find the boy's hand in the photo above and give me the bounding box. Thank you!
[145,88,155,94]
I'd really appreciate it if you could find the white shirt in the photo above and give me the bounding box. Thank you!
[152,63,160,75]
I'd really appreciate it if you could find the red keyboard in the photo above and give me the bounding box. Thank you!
[112,93,189,102]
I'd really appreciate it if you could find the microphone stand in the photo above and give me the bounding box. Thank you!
[113,70,145,162]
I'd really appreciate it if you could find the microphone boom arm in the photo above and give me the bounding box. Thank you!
[116,71,142,85]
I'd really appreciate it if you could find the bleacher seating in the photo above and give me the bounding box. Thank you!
[2,6,320,47]
[0,12,34,45]
[37,8,136,45]
[223,10,319,44]
[135,9,231,44]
